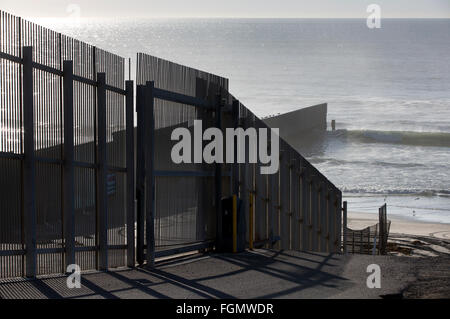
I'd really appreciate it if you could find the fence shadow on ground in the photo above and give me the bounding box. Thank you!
[0,250,353,299]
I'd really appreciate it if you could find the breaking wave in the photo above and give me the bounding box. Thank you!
[331,129,450,148]
[341,188,450,197]
[309,157,427,169]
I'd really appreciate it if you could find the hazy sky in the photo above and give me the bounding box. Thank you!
[2,0,450,18]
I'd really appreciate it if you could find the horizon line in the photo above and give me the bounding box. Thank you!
[29,16,450,20]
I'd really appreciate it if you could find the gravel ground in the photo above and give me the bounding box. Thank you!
[402,256,450,298]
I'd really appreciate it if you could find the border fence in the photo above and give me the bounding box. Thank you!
[237,104,342,252]
[1,11,342,279]
[0,11,134,278]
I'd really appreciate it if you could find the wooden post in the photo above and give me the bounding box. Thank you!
[63,60,75,270]
[145,81,156,268]
[343,201,348,254]
[96,73,108,271]
[125,80,135,268]
[22,46,37,278]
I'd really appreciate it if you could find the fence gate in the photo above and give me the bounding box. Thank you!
[135,53,232,266]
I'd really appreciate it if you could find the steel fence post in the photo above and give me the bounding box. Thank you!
[97,73,108,271]
[135,85,146,265]
[145,81,156,268]
[22,46,37,278]
[125,80,135,268]
[63,60,75,270]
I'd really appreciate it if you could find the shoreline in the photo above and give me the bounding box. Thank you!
[348,211,450,240]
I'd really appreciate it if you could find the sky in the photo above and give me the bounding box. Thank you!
[1,0,449,19]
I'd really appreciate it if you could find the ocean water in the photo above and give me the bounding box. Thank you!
[37,18,450,223]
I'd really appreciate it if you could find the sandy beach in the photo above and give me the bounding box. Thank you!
[348,211,450,258]
[348,211,450,239]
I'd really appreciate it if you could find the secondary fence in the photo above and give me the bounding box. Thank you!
[1,11,343,279]
[342,203,390,255]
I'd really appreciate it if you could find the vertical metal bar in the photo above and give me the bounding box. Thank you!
[291,157,300,250]
[280,148,290,250]
[232,195,237,253]
[145,81,155,268]
[343,201,347,254]
[249,193,254,250]
[215,93,223,250]
[195,77,208,244]
[336,193,342,252]
[360,229,363,254]
[231,100,239,196]
[319,184,327,252]
[128,58,131,81]
[125,80,135,268]
[269,164,277,248]
[372,227,377,255]
[379,205,385,255]
[352,232,355,254]
[328,190,335,253]
[308,179,313,251]
[135,85,145,265]
[63,60,75,269]
[96,72,108,271]
[22,46,36,278]
[299,163,307,251]
[311,179,318,251]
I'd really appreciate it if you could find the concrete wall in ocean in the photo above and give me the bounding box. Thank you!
[263,103,327,140]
